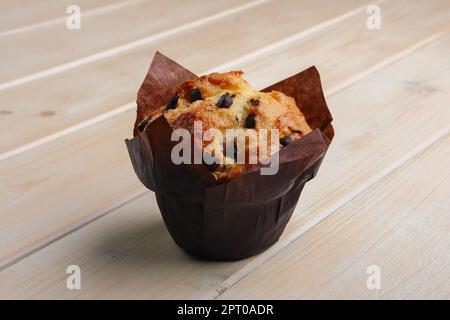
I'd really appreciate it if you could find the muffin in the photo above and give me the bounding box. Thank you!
[137,71,311,181]
[126,52,333,260]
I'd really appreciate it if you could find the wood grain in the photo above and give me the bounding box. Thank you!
[0,31,448,298]
[239,0,450,91]
[0,0,380,268]
[0,0,374,156]
[0,0,124,34]
[219,134,450,299]
[0,0,253,85]
[0,110,144,265]
[2,0,449,157]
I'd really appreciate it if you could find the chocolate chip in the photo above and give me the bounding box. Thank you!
[191,88,202,102]
[203,159,220,172]
[244,114,256,128]
[207,163,220,172]
[137,118,150,132]
[280,136,292,146]
[249,98,260,106]
[166,95,178,109]
[217,93,233,108]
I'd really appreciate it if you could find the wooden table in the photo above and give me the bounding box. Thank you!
[0,0,449,299]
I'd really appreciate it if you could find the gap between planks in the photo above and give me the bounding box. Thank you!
[0,0,147,38]
[0,188,147,272]
[0,0,397,162]
[1,25,448,272]
[207,123,450,299]
[208,0,388,73]
[1,23,446,163]
[0,0,384,268]
[0,0,272,91]
[218,134,450,299]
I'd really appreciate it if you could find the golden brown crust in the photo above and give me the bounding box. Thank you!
[143,71,312,181]
[177,71,247,98]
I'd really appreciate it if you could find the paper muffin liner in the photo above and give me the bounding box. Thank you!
[125,52,334,260]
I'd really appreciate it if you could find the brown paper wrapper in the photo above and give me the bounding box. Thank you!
[125,52,334,260]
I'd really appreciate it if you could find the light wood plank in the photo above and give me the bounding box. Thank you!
[0,0,370,89]
[220,134,450,299]
[0,0,442,268]
[0,0,263,85]
[0,0,124,33]
[2,0,449,157]
[0,192,243,299]
[0,0,376,267]
[238,0,450,91]
[0,31,449,298]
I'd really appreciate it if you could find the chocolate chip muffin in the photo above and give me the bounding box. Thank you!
[138,71,311,181]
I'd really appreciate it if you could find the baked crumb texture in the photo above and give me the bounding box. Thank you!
[140,71,311,181]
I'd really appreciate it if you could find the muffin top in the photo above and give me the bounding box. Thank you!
[139,71,311,181]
